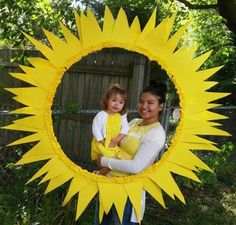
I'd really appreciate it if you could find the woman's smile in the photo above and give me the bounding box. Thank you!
[139,108,150,116]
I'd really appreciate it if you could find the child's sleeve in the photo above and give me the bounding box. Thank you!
[92,112,105,141]
[120,113,129,134]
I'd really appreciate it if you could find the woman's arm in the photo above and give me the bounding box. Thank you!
[101,139,162,174]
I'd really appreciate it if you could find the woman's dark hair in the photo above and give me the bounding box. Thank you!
[101,84,128,115]
[141,80,167,104]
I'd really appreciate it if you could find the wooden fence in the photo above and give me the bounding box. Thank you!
[0,48,151,170]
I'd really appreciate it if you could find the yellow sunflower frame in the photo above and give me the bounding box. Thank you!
[4,7,230,223]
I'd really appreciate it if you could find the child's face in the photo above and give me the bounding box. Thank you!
[107,93,125,114]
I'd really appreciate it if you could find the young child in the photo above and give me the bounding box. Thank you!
[91,84,129,175]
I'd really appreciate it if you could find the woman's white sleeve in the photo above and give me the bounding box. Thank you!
[92,112,104,141]
[101,130,165,174]
[120,114,129,134]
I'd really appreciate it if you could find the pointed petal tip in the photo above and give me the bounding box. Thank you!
[62,200,67,207]
[26,179,32,185]
[6,142,16,147]
[14,160,23,166]
[73,8,78,15]
[117,6,125,17]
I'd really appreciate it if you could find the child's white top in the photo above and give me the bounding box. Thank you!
[92,111,129,141]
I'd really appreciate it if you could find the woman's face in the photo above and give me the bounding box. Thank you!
[137,92,164,123]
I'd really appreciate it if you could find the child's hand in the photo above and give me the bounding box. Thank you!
[99,139,105,145]
[109,138,119,147]
[109,133,126,147]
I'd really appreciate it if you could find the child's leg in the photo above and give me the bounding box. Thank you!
[91,138,102,160]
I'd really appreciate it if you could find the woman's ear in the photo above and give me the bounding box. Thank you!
[158,103,164,112]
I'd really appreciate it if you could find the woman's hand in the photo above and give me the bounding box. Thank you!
[96,154,103,169]
[98,167,110,175]
[96,155,110,175]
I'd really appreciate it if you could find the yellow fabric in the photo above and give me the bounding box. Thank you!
[91,113,123,160]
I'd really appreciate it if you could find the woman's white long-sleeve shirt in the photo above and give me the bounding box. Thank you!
[101,122,166,174]
[92,111,129,141]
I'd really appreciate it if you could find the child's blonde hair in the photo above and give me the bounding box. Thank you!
[101,84,128,115]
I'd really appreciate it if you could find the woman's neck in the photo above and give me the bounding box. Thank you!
[140,118,159,126]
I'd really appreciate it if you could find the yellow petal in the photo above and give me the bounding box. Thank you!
[5,87,47,109]
[111,8,132,43]
[148,165,185,203]
[60,22,82,55]
[9,106,43,115]
[98,182,127,221]
[9,72,37,86]
[143,178,165,208]
[26,157,58,183]
[15,138,55,165]
[76,181,98,220]
[23,32,63,69]
[39,159,70,184]
[103,6,115,38]
[7,131,45,146]
[79,8,103,48]
[137,8,157,41]
[63,176,90,206]
[123,181,143,222]
[130,16,141,42]
[167,147,212,172]
[45,172,73,194]
[165,21,191,53]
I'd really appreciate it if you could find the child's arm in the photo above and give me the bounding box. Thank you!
[92,111,106,142]
[120,113,129,134]
[109,114,129,147]
[109,133,126,147]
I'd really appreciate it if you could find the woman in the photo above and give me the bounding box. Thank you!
[95,80,167,225]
